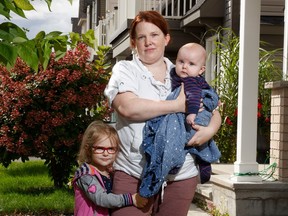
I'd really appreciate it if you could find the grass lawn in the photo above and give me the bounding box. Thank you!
[0,160,74,215]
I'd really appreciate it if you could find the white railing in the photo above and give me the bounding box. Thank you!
[144,0,199,18]
[97,0,200,46]
[94,20,106,47]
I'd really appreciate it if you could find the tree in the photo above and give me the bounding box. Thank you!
[0,0,112,187]
[0,0,89,71]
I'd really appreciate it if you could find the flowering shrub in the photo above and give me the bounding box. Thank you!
[212,28,282,163]
[0,43,112,187]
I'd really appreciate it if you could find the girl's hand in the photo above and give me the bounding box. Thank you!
[132,193,148,208]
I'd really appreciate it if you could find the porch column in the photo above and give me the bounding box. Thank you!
[231,0,262,182]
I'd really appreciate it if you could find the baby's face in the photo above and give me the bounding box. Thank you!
[175,46,205,78]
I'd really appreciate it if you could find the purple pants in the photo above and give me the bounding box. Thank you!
[111,171,198,216]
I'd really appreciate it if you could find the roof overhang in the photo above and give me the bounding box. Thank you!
[181,0,225,28]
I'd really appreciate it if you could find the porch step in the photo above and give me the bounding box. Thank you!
[187,203,210,216]
[195,183,213,200]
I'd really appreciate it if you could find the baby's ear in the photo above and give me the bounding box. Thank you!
[200,65,206,75]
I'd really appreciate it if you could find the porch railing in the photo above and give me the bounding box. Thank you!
[94,0,200,46]
[144,0,200,18]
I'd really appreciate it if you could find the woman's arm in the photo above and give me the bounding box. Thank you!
[112,86,186,122]
[187,110,222,146]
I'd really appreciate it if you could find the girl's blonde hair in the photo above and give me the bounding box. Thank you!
[77,120,120,165]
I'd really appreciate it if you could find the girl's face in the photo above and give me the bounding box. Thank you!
[133,21,170,66]
[90,136,118,172]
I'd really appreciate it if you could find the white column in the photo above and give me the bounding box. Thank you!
[231,0,262,182]
[283,0,288,80]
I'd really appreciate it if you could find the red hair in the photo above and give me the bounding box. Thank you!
[130,11,170,48]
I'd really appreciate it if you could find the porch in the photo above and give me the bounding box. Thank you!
[194,163,288,216]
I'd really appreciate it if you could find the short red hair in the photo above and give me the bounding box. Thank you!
[129,11,170,48]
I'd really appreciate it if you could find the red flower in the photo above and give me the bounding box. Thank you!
[258,101,262,110]
[234,108,238,116]
[225,117,233,125]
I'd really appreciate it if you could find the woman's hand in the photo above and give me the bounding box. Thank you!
[187,124,214,146]
[175,84,186,113]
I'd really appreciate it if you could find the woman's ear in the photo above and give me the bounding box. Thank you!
[165,34,171,46]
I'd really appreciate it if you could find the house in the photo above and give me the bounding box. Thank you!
[71,1,288,215]
[72,0,284,79]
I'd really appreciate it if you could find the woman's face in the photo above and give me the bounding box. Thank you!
[133,21,170,65]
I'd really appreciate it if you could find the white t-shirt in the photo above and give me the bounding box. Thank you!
[104,55,198,181]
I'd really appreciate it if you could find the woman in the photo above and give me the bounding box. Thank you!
[105,10,221,216]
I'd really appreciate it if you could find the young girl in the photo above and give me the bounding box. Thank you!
[73,120,147,216]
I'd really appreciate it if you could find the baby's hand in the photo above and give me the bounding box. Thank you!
[186,113,196,126]
[132,193,148,208]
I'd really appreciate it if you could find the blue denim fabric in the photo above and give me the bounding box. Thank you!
[139,87,221,198]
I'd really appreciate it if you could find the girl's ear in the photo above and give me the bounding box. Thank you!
[85,145,91,158]
[84,144,89,151]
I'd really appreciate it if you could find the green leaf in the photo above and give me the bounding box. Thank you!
[0,42,17,66]
[82,29,95,48]
[51,36,68,61]
[42,41,52,70]
[54,50,66,61]
[45,31,62,39]
[69,32,80,47]
[54,37,68,51]
[35,31,46,40]
[13,36,27,43]
[0,29,14,41]
[44,0,52,11]
[0,22,28,40]
[13,0,34,11]
[12,5,26,18]
[17,40,38,71]
[0,2,11,19]
[5,0,27,19]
